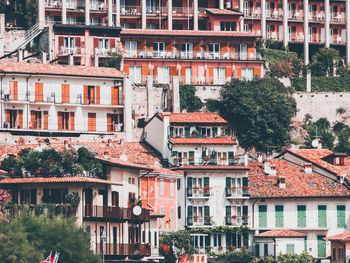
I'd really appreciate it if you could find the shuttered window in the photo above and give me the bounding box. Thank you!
[275,205,284,227]
[88,113,96,131]
[297,205,306,228]
[318,205,327,228]
[35,83,43,102]
[259,205,267,227]
[337,205,346,228]
[61,84,70,103]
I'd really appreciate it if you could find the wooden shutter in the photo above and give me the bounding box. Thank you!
[297,205,306,227]
[58,37,64,47]
[70,112,75,131]
[259,205,267,227]
[62,84,70,103]
[110,38,115,48]
[204,206,210,217]
[88,113,96,131]
[169,126,174,137]
[107,114,112,132]
[57,112,62,130]
[226,177,231,188]
[318,205,327,228]
[30,111,35,129]
[44,111,48,130]
[153,65,158,76]
[10,81,18,100]
[96,86,100,104]
[275,205,284,227]
[170,66,177,77]
[236,67,242,78]
[93,38,99,49]
[226,206,231,218]
[111,86,119,105]
[5,109,9,123]
[337,205,345,228]
[83,85,88,104]
[75,37,81,48]
[226,67,233,79]
[204,177,209,187]
[254,67,261,77]
[18,110,23,128]
[187,205,193,224]
[35,83,43,102]
[142,65,149,76]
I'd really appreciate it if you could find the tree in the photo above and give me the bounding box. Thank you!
[0,211,100,263]
[310,48,340,77]
[251,252,317,263]
[99,53,123,70]
[160,230,194,261]
[179,85,203,112]
[211,78,296,152]
[0,189,9,222]
[303,117,334,150]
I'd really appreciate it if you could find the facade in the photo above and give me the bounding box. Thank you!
[325,232,350,263]
[0,61,132,140]
[38,0,264,83]
[144,112,252,253]
[249,149,350,259]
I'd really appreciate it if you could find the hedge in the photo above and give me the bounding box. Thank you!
[292,77,350,92]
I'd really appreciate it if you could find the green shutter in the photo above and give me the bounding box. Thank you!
[337,205,346,228]
[228,152,234,165]
[187,206,193,217]
[275,205,284,227]
[204,206,210,217]
[226,206,231,217]
[185,127,190,137]
[226,177,231,188]
[256,244,260,257]
[286,244,295,255]
[243,206,248,218]
[204,177,209,187]
[205,234,211,247]
[212,127,218,137]
[259,205,267,228]
[226,234,231,247]
[189,151,195,165]
[318,205,327,228]
[297,205,306,228]
[304,237,307,252]
[169,127,174,138]
[264,243,268,256]
[187,177,192,197]
[317,235,326,258]
[243,232,248,247]
[242,177,248,187]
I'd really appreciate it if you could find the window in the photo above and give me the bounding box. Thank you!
[337,205,346,228]
[42,188,68,203]
[297,205,306,228]
[153,42,165,58]
[208,43,220,58]
[57,112,74,131]
[170,180,175,196]
[5,109,23,128]
[338,247,343,260]
[286,244,295,255]
[259,205,267,227]
[177,179,181,190]
[111,191,119,207]
[181,43,193,59]
[66,17,76,24]
[154,231,157,246]
[84,85,99,104]
[243,1,248,15]
[31,110,48,130]
[111,86,120,105]
[333,247,336,261]
[264,243,268,256]
[318,205,327,227]
[20,189,37,204]
[88,113,96,131]
[146,0,156,13]
[90,17,100,25]
[99,39,109,50]
[160,206,164,230]
[275,205,284,227]
[9,81,18,100]
[157,66,170,84]
[107,113,123,132]
[214,67,226,84]
[178,206,181,218]
[64,37,74,49]
[171,207,174,230]
[242,68,254,80]
[160,179,164,195]
[220,21,236,31]
[129,66,142,83]
[240,44,248,60]
[185,67,192,84]
[125,41,137,56]
[61,84,70,103]
[35,83,43,102]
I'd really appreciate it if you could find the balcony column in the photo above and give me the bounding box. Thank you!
[108,0,113,26]
[38,0,45,29]
[193,0,198,30]
[168,0,172,30]
[62,0,67,24]
[261,0,266,41]
[239,0,244,31]
[347,0,350,65]
[282,0,288,47]
[219,0,224,9]
[304,0,311,92]
[85,0,90,25]
[123,78,132,141]
[141,0,146,29]
[325,0,330,48]
[116,0,120,26]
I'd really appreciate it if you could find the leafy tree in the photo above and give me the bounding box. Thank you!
[160,230,194,260]
[179,85,203,112]
[210,78,296,152]
[303,117,334,150]
[252,252,316,263]
[100,53,123,70]
[310,48,340,77]
[0,0,38,28]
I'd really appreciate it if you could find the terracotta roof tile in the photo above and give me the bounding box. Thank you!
[172,166,249,170]
[172,138,236,145]
[95,156,152,170]
[325,232,350,241]
[249,160,350,198]
[0,176,121,185]
[206,8,243,16]
[255,229,306,238]
[0,62,124,78]
[159,112,228,124]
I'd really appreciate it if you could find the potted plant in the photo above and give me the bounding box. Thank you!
[219,246,223,251]
[194,216,199,222]
[193,186,200,193]
[203,186,210,193]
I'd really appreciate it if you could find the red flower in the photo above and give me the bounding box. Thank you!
[35,169,41,175]
[160,244,170,254]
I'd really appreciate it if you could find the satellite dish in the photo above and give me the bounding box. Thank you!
[312,139,319,148]
[133,205,142,216]
[119,154,128,161]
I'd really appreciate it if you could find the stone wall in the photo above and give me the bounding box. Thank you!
[3,29,25,53]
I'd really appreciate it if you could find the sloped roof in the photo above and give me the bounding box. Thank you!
[255,229,306,238]
[249,160,350,198]
[325,232,350,241]
[158,112,228,124]
[0,62,124,78]
[206,8,243,16]
[0,176,121,185]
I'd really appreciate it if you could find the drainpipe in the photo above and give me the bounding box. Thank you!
[0,73,6,127]
[252,199,258,229]
[184,171,187,227]
[25,74,32,129]
[274,237,276,258]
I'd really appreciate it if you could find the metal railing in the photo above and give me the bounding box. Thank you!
[120,6,142,16]
[84,205,150,221]
[187,187,210,198]
[187,216,211,226]
[45,0,62,8]
[225,187,250,197]
[225,216,249,226]
[96,243,151,256]
[173,157,248,167]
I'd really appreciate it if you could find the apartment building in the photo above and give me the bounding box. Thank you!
[38,0,264,84]
[143,112,252,253]
[0,61,132,140]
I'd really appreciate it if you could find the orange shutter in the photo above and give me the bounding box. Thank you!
[96,86,100,104]
[18,110,23,128]
[254,67,261,77]
[170,66,177,77]
[44,111,48,130]
[30,111,35,129]
[62,84,70,103]
[111,86,119,105]
[226,67,233,79]
[57,112,62,130]
[142,65,148,76]
[154,66,158,76]
[107,114,112,132]
[35,83,43,102]
[5,110,9,123]
[237,67,242,78]
[9,81,18,100]
[83,85,88,104]
[124,64,129,74]
[88,113,96,131]
[208,67,214,77]
[70,112,75,131]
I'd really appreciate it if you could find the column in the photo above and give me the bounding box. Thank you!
[325,0,330,48]
[123,78,132,142]
[172,77,180,113]
[283,0,288,47]
[142,0,146,29]
[194,0,198,30]
[38,0,45,29]
[347,0,350,64]
[239,0,244,31]
[108,0,113,26]
[62,0,67,24]
[168,0,172,30]
[261,0,266,41]
[304,0,311,92]
[116,0,120,26]
[85,0,90,25]
[219,0,224,10]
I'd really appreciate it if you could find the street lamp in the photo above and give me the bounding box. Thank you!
[101,233,107,263]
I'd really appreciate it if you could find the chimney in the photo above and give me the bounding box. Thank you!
[304,163,312,174]
[269,164,277,176]
[277,176,286,188]
[264,161,271,174]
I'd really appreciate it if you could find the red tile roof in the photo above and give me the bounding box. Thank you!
[325,232,350,241]
[172,138,236,145]
[121,29,260,38]
[95,156,152,170]
[255,229,306,238]
[172,166,249,170]
[159,112,228,124]
[150,166,182,175]
[0,176,121,185]
[0,62,124,78]
[206,8,243,16]
[249,160,350,198]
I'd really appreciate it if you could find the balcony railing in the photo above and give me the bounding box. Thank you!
[4,203,73,218]
[45,0,62,8]
[120,6,142,15]
[225,216,249,226]
[94,48,121,57]
[84,205,150,222]
[225,187,249,197]
[59,46,84,56]
[187,216,211,226]
[187,187,210,198]
[96,243,151,257]
[174,157,248,167]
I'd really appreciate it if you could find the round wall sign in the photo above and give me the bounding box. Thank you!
[133,205,142,216]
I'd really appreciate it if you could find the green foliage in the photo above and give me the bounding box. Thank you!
[334,126,350,155]
[64,192,80,213]
[303,117,334,150]
[210,78,296,152]
[189,225,249,234]
[99,53,123,70]
[252,252,317,263]
[0,0,38,28]
[291,76,350,92]
[160,246,177,263]
[310,48,340,77]
[160,230,194,256]
[208,249,253,260]
[179,85,203,112]
[0,211,99,263]
[0,147,105,179]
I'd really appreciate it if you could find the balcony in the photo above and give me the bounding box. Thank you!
[96,243,151,257]
[4,203,73,218]
[90,1,106,11]
[225,187,249,198]
[84,205,150,222]
[187,216,211,226]
[59,46,84,56]
[225,216,249,226]
[94,48,121,57]
[45,0,62,8]
[174,157,248,167]
[120,6,141,16]
[187,187,210,198]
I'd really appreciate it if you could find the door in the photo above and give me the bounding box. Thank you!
[243,1,248,16]
[266,2,270,17]
[85,188,93,216]
[308,5,312,19]
[185,67,192,84]
[88,113,96,131]
[240,44,247,60]
[317,235,326,258]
